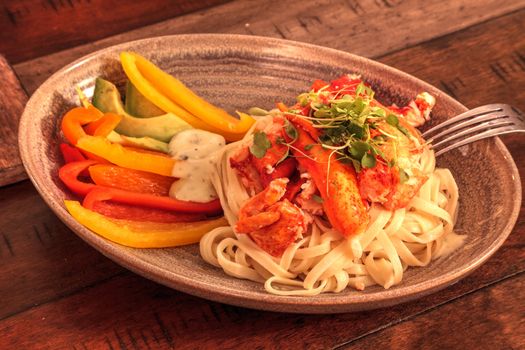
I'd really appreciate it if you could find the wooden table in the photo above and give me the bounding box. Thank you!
[1,1,524,349]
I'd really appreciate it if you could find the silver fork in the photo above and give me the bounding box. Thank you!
[421,104,525,156]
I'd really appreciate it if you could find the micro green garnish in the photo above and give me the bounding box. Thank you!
[397,125,410,137]
[285,81,394,173]
[276,136,320,163]
[250,131,271,159]
[349,141,370,159]
[386,114,399,126]
[361,153,377,168]
[284,119,298,141]
[275,147,289,166]
[275,80,414,174]
[312,194,324,203]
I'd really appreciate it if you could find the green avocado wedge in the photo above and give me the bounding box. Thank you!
[124,81,165,117]
[106,131,169,153]
[92,78,191,142]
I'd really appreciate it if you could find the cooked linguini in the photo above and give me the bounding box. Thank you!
[199,117,464,296]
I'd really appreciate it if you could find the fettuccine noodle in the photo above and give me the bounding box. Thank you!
[200,118,463,295]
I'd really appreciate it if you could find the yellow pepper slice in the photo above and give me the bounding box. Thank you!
[65,200,227,248]
[76,135,174,176]
[120,51,254,140]
[120,52,201,124]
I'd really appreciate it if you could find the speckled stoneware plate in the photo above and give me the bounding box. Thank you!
[19,34,521,313]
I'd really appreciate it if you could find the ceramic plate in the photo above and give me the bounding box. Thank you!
[18,34,521,313]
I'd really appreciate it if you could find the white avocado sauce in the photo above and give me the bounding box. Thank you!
[168,129,225,203]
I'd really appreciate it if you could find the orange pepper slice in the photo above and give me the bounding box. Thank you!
[61,106,103,145]
[84,112,122,137]
[276,102,288,112]
[88,164,173,196]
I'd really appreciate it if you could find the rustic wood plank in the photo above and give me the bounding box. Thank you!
[0,55,28,186]
[336,273,525,349]
[378,8,525,112]
[12,0,525,94]
[0,0,230,63]
[0,181,124,319]
[0,269,522,349]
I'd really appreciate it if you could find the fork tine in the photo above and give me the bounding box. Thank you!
[427,112,510,143]
[430,116,515,148]
[423,103,525,157]
[433,126,525,157]
[422,104,505,138]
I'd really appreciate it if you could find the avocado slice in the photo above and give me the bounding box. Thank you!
[124,81,165,117]
[106,131,169,153]
[92,78,191,142]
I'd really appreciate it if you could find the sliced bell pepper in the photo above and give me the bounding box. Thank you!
[59,161,220,215]
[120,51,254,140]
[88,164,172,196]
[60,143,86,163]
[82,186,222,215]
[59,160,97,196]
[60,143,89,177]
[120,52,203,126]
[86,197,208,223]
[61,106,103,145]
[310,79,328,92]
[276,102,288,112]
[127,52,254,132]
[84,112,122,137]
[76,135,175,176]
[61,105,112,163]
[64,200,228,248]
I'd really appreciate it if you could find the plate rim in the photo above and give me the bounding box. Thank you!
[18,33,522,313]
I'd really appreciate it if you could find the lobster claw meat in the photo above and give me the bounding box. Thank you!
[235,178,307,257]
[286,117,369,238]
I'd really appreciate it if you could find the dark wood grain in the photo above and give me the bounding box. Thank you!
[0,55,27,186]
[0,181,124,319]
[0,0,230,63]
[337,273,525,349]
[12,0,525,94]
[0,266,522,349]
[0,0,524,349]
[379,8,525,112]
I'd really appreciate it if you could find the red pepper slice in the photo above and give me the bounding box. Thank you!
[82,186,222,215]
[59,161,222,215]
[86,197,208,223]
[60,143,86,163]
[58,160,97,196]
[310,79,328,92]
